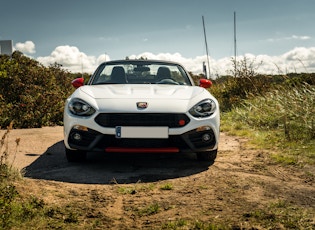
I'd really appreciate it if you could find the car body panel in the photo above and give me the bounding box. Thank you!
[79,84,205,100]
[63,60,220,162]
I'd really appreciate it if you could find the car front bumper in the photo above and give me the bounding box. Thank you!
[64,111,220,153]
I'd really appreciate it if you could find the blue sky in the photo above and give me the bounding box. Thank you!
[1,0,315,75]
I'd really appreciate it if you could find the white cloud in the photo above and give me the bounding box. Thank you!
[283,47,315,60]
[37,45,99,73]
[291,35,311,40]
[267,35,311,42]
[243,47,315,74]
[35,44,315,76]
[15,41,36,54]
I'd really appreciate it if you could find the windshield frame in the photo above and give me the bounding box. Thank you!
[88,60,193,86]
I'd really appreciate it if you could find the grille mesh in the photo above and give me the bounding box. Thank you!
[95,113,190,128]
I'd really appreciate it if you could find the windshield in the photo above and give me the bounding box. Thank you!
[90,61,192,86]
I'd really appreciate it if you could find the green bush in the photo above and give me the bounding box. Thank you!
[0,52,74,128]
[210,75,275,111]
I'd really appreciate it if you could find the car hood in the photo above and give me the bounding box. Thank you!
[79,84,205,100]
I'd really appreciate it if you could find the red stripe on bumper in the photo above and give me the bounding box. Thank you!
[105,147,179,153]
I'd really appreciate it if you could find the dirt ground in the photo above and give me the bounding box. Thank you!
[4,126,315,229]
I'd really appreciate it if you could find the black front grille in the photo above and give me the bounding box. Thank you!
[95,113,190,128]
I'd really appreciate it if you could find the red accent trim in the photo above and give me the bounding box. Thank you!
[105,147,179,153]
[179,119,186,126]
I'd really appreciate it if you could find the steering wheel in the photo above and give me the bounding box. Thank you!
[156,79,179,85]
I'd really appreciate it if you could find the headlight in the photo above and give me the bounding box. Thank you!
[189,99,216,118]
[68,99,96,116]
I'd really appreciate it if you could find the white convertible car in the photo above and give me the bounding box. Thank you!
[64,60,220,162]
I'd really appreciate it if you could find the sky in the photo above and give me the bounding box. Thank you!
[1,0,315,76]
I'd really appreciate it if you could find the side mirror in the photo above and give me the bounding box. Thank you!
[72,78,84,88]
[199,78,212,88]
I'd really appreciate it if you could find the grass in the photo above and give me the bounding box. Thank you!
[136,203,160,216]
[161,219,242,230]
[221,83,315,166]
[160,183,174,191]
[242,200,315,229]
[160,201,314,230]
[117,182,155,195]
[222,114,315,166]
[162,219,188,229]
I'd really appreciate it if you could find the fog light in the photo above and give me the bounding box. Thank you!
[202,133,211,142]
[72,133,82,141]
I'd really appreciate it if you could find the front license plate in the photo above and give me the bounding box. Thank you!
[116,126,168,139]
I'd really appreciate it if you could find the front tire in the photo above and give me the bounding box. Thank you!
[65,148,87,162]
[196,149,217,162]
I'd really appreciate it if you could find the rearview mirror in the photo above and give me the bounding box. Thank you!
[72,78,84,88]
[199,78,212,88]
[134,66,150,72]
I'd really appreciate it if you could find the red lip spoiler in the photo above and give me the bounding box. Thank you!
[105,147,179,153]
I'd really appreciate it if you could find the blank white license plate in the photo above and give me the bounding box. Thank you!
[115,126,168,139]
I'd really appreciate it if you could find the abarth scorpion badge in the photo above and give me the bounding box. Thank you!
[137,102,148,109]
